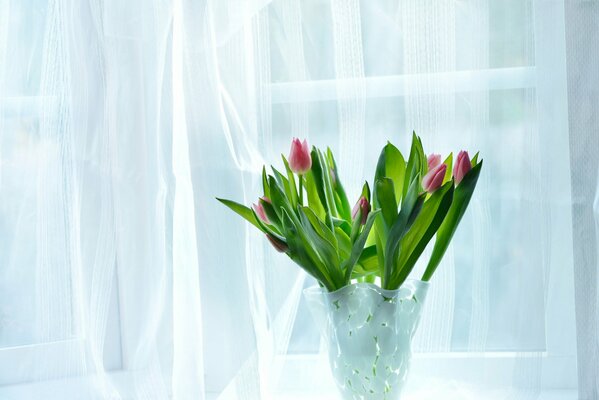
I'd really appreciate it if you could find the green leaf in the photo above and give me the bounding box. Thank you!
[374,146,387,188]
[442,153,453,184]
[422,161,483,281]
[327,148,352,222]
[282,155,299,208]
[361,181,371,202]
[216,198,265,233]
[333,192,347,224]
[259,198,282,233]
[271,166,287,187]
[357,245,378,272]
[392,181,454,288]
[282,210,336,291]
[371,206,388,255]
[304,172,326,219]
[417,135,427,175]
[272,166,295,208]
[250,208,285,242]
[311,147,338,229]
[407,194,426,229]
[343,210,380,283]
[374,143,406,205]
[301,207,339,252]
[335,227,352,259]
[262,166,270,199]
[333,217,352,237]
[375,177,398,229]
[352,265,377,280]
[297,207,343,287]
[383,175,423,289]
[350,208,362,243]
[385,142,406,203]
[471,151,480,166]
[268,175,297,224]
[375,231,385,280]
[403,133,424,200]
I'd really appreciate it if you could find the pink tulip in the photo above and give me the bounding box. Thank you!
[266,234,288,253]
[288,138,312,174]
[427,153,442,171]
[422,163,447,193]
[453,150,471,185]
[352,196,371,225]
[253,201,270,224]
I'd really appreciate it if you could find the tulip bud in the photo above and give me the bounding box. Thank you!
[288,138,312,174]
[351,196,371,225]
[453,150,471,185]
[266,234,288,253]
[422,163,447,193]
[253,201,270,224]
[427,153,442,171]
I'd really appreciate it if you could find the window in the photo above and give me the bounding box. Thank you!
[0,0,586,398]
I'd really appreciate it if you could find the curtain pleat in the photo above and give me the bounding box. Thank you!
[565,1,599,399]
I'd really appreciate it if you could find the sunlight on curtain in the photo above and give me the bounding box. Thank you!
[0,0,203,398]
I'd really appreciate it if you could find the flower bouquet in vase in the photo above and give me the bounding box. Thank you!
[217,133,482,400]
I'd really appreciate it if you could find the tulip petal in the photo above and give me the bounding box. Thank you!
[423,164,447,193]
[427,153,442,171]
[453,150,471,185]
[289,137,312,174]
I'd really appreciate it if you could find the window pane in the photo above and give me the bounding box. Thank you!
[0,1,73,348]
[269,0,535,82]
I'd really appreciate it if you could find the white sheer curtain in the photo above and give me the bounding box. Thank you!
[0,0,597,399]
[565,2,599,399]
[0,0,203,398]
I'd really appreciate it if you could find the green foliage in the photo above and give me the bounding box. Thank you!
[310,147,338,230]
[217,134,482,291]
[374,142,405,204]
[442,153,453,184]
[327,148,352,222]
[216,198,264,232]
[422,160,483,281]
[343,210,380,283]
[375,177,398,229]
[382,176,424,289]
[403,133,426,199]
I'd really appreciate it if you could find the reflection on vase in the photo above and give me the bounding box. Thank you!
[304,280,429,400]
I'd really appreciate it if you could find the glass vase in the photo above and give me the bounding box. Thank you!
[304,280,429,400]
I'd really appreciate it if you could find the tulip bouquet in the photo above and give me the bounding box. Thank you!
[217,133,482,292]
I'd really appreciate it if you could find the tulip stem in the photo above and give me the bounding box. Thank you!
[298,176,304,205]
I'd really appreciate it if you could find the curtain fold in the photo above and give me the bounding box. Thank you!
[564,1,599,398]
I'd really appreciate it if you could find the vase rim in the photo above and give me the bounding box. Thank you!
[304,279,430,298]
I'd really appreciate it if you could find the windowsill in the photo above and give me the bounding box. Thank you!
[0,371,576,399]
[207,390,577,400]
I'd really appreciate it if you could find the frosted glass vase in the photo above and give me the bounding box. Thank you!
[304,280,429,400]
